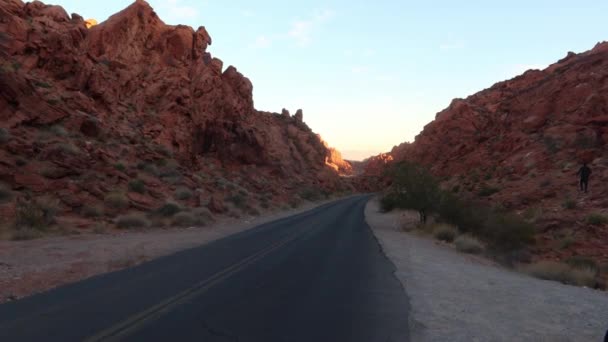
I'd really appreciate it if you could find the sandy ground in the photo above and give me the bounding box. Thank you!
[0,199,339,303]
[365,198,608,342]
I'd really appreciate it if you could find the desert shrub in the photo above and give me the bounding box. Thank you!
[227,194,247,209]
[558,236,575,249]
[451,185,460,193]
[192,207,213,221]
[56,142,79,154]
[562,198,576,210]
[115,213,149,229]
[128,179,146,194]
[0,128,10,144]
[104,192,129,210]
[11,228,42,241]
[14,196,59,230]
[141,163,159,176]
[174,187,193,200]
[382,162,440,223]
[49,125,68,137]
[114,162,127,172]
[82,205,104,218]
[566,256,599,272]
[156,201,181,217]
[483,212,535,252]
[543,136,560,154]
[0,183,12,203]
[586,213,608,226]
[522,261,596,287]
[171,212,196,227]
[299,188,322,201]
[455,235,484,254]
[478,185,500,197]
[433,224,458,242]
[379,192,399,212]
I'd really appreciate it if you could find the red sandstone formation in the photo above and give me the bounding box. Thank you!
[366,42,608,265]
[0,0,352,230]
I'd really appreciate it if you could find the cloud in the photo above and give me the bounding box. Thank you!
[288,9,334,46]
[252,35,272,48]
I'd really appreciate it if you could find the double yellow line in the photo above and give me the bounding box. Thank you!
[85,231,303,341]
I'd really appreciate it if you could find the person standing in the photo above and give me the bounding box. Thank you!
[577,163,592,193]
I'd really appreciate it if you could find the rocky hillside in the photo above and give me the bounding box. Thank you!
[0,0,353,234]
[369,42,608,264]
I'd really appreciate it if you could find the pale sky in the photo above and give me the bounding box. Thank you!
[45,0,608,160]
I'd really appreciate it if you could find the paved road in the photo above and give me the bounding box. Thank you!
[0,195,410,341]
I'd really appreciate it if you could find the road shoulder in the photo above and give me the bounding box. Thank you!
[365,197,608,342]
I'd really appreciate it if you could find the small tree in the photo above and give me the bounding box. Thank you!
[386,162,440,223]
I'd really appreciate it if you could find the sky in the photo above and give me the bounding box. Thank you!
[46,0,608,160]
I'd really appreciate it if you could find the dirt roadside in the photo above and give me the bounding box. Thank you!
[0,198,341,303]
[365,197,608,342]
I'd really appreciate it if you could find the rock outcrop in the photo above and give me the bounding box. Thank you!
[367,42,608,265]
[0,0,353,228]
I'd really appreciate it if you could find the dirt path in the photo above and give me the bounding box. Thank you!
[365,198,608,342]
[0,199,341,303]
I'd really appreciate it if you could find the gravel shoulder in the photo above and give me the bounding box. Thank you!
[0,198,342,303]
[365,197,608,342]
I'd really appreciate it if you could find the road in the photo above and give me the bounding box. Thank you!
[0,195,410,341]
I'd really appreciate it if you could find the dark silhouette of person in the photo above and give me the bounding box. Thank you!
[577,163,592,193]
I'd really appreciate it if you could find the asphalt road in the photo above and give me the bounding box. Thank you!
[0,195,410,341]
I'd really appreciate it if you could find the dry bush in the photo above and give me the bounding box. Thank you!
[174,187,193,200]
[0,182,12,203]
[115,213,149,229]
[521,261,596,287]
[0,127,10,144]
[104,192,129,210]
[433,224,458,242]
[455,235,484,254]
[14,196,59,230]
[156,201,181,217]
[82,205,104,218]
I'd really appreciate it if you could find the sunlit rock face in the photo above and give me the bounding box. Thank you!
[0,0,355,226]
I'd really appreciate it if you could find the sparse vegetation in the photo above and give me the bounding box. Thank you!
[128,179,146,194]
[566,256,598,272]
[14,196,59,231]
[478,185,500,197]
[586,213,608,226]
[0,183,12,203]
[562,198,576,210]
[49,124,68,137]
[521,261,596,287]
[174,187,193,200]
[299,188,323,201]
[433,224,458,242]
[558,236,575,249]
[82,205,104,218]
[56,142,80,154]
[171,212,196,227]
[104,192,129,210]
[227,194,247,209]
[156,201,181,217]
[141,163,159,176]
[0,128,10,144]
[115,213,149,229]
[114,162,127,172]
[455,235,484,254]
[11,228,42,241]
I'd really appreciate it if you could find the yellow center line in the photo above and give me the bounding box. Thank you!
[85,231,303,342]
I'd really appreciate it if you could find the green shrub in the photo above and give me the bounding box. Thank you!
[433,224,458,242]
[171,212,196,227]
[478,185,500,197]
[104,192,129,210]
[115,213,149,229]
[299,188,322,201]
[521,261,596,287]
[455,235,484,254]
[0,183,12,203]
[14,196,59,230]
[11,228,42,241]
[174,187,193,200]
[156,201,181,217]
[562,199,576,210]
[483,212,535,252]
[142,163,159,176]
[0,128,10,144]
[49,125,68,137]
[228,194,247,209]
[128,179,146,194]
[114,162,127,172]
[56,142,79,154]
[558,236,575,249]
[82,205,104,218]
[586,213,608,226]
